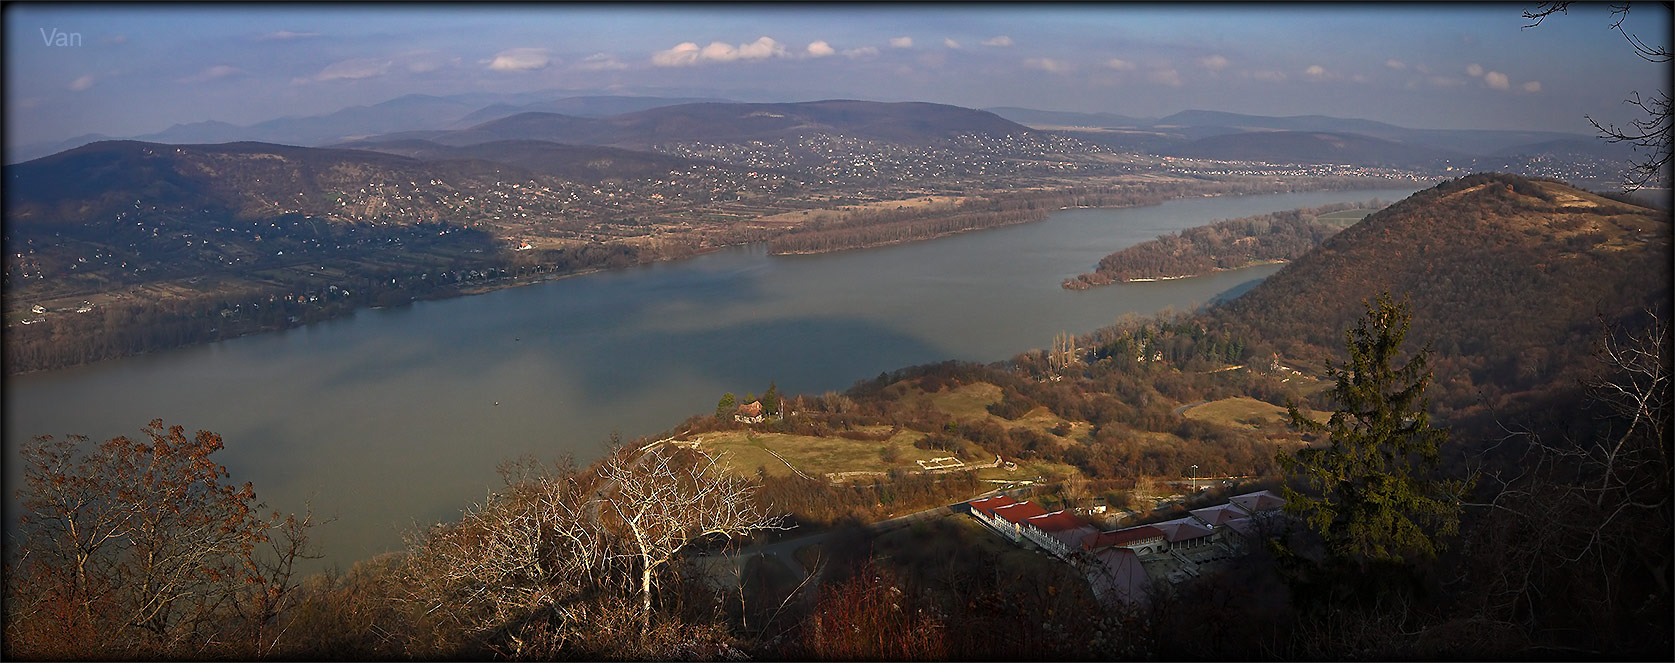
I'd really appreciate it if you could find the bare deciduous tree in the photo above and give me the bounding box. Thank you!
[599,446,789,624]
[1524,2,1671,190]
[1458,311,1671,653]
[6,419,313,658]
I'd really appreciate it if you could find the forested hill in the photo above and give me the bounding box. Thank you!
[1210,173,1671,426]
[1062,200,1387,289]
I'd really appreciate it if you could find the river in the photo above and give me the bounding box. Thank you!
[3,186,1419,568]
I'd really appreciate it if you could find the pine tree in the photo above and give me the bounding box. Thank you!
[716,392,736,419]
[762,381,781,417]
[1279,293,1468,569]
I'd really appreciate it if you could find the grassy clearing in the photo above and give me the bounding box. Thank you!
[1183,397,1291,428]
[1316,208,1375,227]
[971,458,1081,483]
[907,381,1087,442]
[1184,396,1323,434]
[696,428,948,478]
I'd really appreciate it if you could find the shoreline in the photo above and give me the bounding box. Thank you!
[7,180,1415,376]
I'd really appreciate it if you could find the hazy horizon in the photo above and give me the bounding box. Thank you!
[6,3,1670,147]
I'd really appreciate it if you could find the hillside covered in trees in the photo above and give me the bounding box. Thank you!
[1212,173,1670,429]
[1063,199,1388,289]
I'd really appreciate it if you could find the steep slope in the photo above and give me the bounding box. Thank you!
[1212,172,1671,420]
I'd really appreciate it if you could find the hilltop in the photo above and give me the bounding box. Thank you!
[1210,173,1670,425]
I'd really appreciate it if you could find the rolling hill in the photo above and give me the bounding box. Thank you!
[3,140,520,229]
[350,100,1034,150]
[1210,172,1671,424]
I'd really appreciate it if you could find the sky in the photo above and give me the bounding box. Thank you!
[5,3,1670,145]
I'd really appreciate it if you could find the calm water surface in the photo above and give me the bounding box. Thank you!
[4,187,1418,567]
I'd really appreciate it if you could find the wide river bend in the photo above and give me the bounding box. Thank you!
[4,187,1419,568]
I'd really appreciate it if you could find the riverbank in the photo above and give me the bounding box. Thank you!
[4,178,1417,376]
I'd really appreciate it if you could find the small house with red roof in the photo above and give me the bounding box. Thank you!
[733,401,765,424]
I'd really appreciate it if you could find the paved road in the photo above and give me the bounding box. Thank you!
[1173,400,1208,416]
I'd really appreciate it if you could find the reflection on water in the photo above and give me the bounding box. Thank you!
[3,187,1418,568]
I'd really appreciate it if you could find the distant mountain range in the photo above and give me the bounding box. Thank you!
[4,93,735,164]
[986,106,1634,164]
[16,92,1639,172]
[342,100,1032,151]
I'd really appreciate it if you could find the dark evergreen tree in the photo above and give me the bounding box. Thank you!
[1279,293,1468,570]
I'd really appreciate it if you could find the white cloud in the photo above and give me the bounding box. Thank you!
[890,36,913,48]
[69,74,94,91]
[1199,54,1229,71]
[1484,70,1510,90]
[842,46,879,58]
[806,41,835,57]
[1103,58,1135,70]
[259,30,318,41]
[577,52,628,71]
[1465,62,1484,77]
[1149,67,1182,87]
[1023,57,1071,74]
[1249,69,1287,82]
[178,64,244,84]
[1428,75,1466,88]
[653,42,702,66]
[943,38,961,49]
[981,35,1013,47]
[1522,80,1542,93]
[488,47,552,72]
[1303,64,1338,81]
[652,37,788,66]
[1385,59,1406,70]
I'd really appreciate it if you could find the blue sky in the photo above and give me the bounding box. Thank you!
[5,3,1669,144]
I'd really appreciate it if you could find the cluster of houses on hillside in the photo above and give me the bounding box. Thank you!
[967,489,1289,606]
